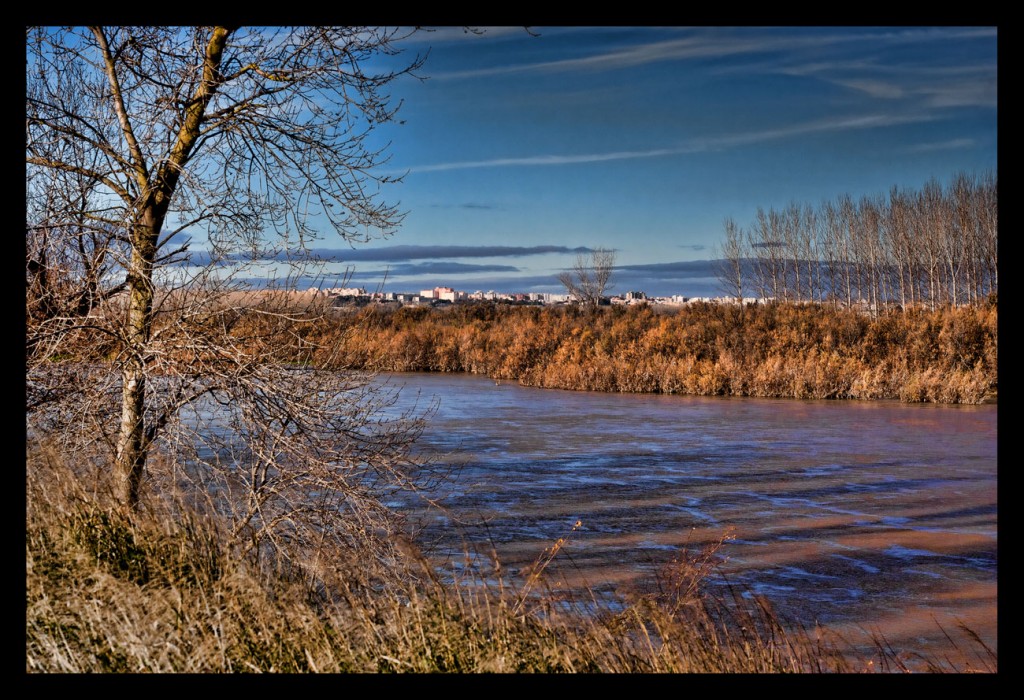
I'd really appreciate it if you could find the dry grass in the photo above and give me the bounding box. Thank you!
[286,301,997,405]
[26,440,996,674]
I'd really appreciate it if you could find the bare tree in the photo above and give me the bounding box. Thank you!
[855,195,885,315]
[799,203,821,303]
[884,186,913,308]
[716,217,746,304]
[977,171,998,300]
[749,207,786,301]
[780,203,800,301]
[951,172,986,306]
[918,178,948,309]
[26,23,438,570]
[558,247,616,306]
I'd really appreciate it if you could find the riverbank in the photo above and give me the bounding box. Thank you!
[273,300,997,405]
[26,437,996,673]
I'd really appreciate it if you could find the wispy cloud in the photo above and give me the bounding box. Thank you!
[427,202,500,210]
[167,244,597,266]
[693,112,936,150]
[331,244,593,260]
[616,260,720,277]
[919,79,998,108]
[770,51,996,109]
[401,111,936,174]
[206,244,597,264]
[431,32,795,80]
[404,148,688,173]
[832,79,906,99]
[803,69,995,109]
[430,27,997,81]
[903,138,976,153]
[382,262,520,276]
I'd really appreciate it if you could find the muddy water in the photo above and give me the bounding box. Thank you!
[382,372,997,668]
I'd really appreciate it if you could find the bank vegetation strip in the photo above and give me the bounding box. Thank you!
[278,300,997,405]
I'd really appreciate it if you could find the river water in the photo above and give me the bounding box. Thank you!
[379,371,997,668]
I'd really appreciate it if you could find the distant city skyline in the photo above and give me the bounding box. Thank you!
[178,26,998,298]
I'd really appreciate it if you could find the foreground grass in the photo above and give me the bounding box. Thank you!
[26,442,995,673]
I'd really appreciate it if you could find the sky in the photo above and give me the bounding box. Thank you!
[245,26,999,298]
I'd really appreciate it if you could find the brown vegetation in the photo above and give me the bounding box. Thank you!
[245,300,996,405]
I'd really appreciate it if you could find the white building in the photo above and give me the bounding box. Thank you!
[328,287,366,297]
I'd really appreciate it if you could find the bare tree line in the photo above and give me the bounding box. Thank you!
[717,171,997,312]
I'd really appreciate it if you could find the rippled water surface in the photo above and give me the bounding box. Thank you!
[381,372,997,665]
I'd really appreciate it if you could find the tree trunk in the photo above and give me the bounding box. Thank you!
[115,216,158,509]
[108,26,232,510]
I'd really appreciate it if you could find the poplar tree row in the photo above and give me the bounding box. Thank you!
[718,171,997,311]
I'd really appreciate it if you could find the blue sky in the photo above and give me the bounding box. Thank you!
[252,26,999,298]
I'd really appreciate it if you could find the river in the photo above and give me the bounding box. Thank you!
[378,371,997,669]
